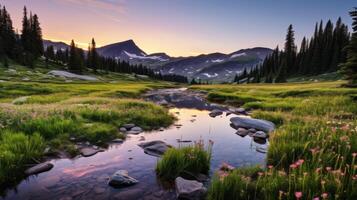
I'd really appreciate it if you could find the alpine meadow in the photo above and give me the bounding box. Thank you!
[0,1,356,200]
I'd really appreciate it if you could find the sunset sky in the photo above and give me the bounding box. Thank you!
[0,0,355,56]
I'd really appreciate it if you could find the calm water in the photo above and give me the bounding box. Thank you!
[1,89,267,200]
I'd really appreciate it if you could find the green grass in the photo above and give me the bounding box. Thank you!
[0,62,176,188]
[156,140,213,180]
[192,81,357,200]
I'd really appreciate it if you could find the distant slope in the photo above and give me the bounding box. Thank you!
[43,40,70,51]
[43,39,272,82]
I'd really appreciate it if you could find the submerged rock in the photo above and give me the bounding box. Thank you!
[80,147,102,157]
[209,109,223,117]
[138,140,171,157]
[252,131,268,139]
[25,162,54,175]
[230,116,275,133]
[236,128,249,137]
[108,170,139,188]
[175,177,207,200]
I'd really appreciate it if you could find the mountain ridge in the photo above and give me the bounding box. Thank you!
[43,39,272,81]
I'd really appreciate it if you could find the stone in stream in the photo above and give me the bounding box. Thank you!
[175,177,207,200]
[123,124,135,130]
[177,139,192,143]
[209,109,223,117]
[25,162,54,175]
[252,131,268,139]
[138,140,171,157]
[236,127,249,137]
[248,128,257,133]
[159,127,165,131]
[230,116,275,133]
[119,127,127,132]
[108,170,139,188]
[131,126,143,132]
[112,138,124,143]
[80,147,102,157]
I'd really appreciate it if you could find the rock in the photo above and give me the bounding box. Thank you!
[119,127,127,132]
[248,128,257,133]
[230,116,275,133]
[12,96,29,105]
[69,137,76,141]
[236,128,249,137]
[22,77,30,81]
[25,162,54,175]
[48,70,98,81]
[127,130,142,135]
[252,131,268,139]
[80,147,101,157]
[226,111,232,116]
[230,108,246,114]
[175,177,207,200]
[159,127,165,131]
[253,137,267,145]
[123,124,135,129]
[108,170,139,188]
[131,126,143,132]
[138,140,171,157]
[112,138,124,143]
[209,109,223,117]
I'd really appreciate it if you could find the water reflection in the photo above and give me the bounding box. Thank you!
[1,105,267,200]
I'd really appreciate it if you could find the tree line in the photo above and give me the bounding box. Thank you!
[0,5,188,83]
[0,6,43,67]
[234,17,351,83]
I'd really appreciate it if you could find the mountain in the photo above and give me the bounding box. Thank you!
[158,47,272,82]
[43,39,272,82]
[43,40,70,51]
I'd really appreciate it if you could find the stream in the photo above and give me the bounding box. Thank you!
[1,88,268,200]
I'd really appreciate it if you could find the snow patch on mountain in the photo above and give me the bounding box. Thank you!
[230,52,247,58]
[203,73,218,78]
[124,51,168,61]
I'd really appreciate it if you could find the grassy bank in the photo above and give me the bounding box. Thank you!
[0,65,176,188]
[192,81,357,200]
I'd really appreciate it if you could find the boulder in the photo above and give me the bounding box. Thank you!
[119,127,127,132]
[108,170,139,188]
[248,128,257,133]
[252,131,268,139]
[230,116,275,132]
[25,162,54,175]
[236,127,249,137]
[131,126,143,132]
[175,177,207,200]
[126,130,142,135]
[209,109,223,117]
[80,147,102,157]
[123,124,135,129]
[138,140,171,157]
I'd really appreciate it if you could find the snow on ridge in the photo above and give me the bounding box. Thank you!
[211,59,224,63]
[230,52,247,58]
[124,51,168,62]
[48,70,98,81]
[203,73,218,78]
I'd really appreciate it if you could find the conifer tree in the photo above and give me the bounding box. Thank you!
[341,7,357,86]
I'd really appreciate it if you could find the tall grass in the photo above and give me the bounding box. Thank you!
[156,139,213,180]
[193,82,357,200]
[0,131,45,186]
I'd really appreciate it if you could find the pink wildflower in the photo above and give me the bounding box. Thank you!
[295,191,302,199]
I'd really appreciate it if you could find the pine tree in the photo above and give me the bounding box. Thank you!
[89,38,98,72]
[341,7,357,86]
[276,24,296,82]
[31,14,43,58]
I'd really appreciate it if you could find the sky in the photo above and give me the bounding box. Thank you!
[0,0,355,56]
